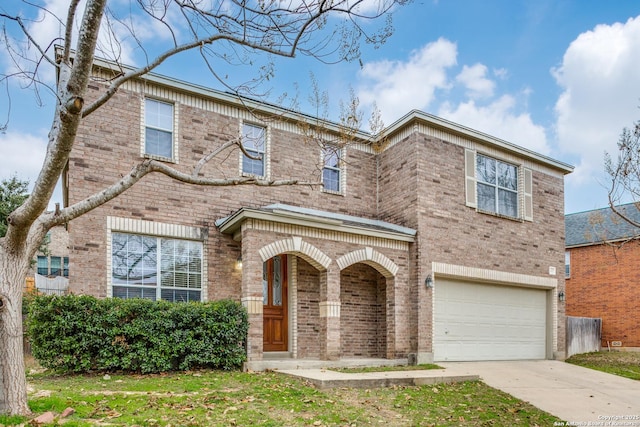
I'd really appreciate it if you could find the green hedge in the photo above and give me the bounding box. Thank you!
[27,295,248,373]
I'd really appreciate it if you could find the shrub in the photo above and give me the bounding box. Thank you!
[27,295,248,373]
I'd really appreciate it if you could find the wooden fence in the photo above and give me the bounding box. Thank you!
[566,316,602,358]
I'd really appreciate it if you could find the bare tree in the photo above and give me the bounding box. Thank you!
[0,0,404,415]
[605,119,640,231]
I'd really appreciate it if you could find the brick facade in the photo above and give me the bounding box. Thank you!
[66,63,571,367]
[566,241,640,348]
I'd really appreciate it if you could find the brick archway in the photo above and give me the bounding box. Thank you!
[258,236,331,270]
[335,247,398,278]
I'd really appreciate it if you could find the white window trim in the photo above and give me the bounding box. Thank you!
[464,149,533,222]
[321,145,346,195]
[565,251,571,278]
[239,120,270,179]
[106,217,207,301]
[141,97,179,163]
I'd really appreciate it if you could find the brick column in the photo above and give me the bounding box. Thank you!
[385,276,397,359]
[319,265,341,360]
[241,226,264,362]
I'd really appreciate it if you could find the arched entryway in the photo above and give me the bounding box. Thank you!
[340,263,387,357]
[259,237,331,356]
[336,247,398,359]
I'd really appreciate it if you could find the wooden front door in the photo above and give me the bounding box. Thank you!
[263,255,288,352]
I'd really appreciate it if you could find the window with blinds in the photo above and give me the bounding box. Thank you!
[111,232,202,302]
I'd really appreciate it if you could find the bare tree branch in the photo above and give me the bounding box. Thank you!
[43,159,319,228]
[606,119,640,231]
[0,0,403,414]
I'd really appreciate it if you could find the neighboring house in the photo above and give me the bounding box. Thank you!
[27,225,70,295]
[565,203,640,349]
[64,57,573,369]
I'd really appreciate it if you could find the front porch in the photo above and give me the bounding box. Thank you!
[215,204,418,370]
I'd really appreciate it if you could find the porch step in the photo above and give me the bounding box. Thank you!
[278,368,479,389]
[245,357,409,372]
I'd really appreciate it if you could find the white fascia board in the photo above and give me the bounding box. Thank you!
[89,56,372,142]
[385,110,574,175]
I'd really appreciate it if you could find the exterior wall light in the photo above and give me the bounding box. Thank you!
[236,256,243,270]
[558,290,565,302]
[425,274,433,289]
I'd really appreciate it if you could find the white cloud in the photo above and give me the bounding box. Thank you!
[0,130,62,210]
[493,68,508,80]
[0,131,48,184]
[455,64,495,99]
[357,38,457,124]
[553,16,640,187]
[357,38,548,156]
[438,95,551,155]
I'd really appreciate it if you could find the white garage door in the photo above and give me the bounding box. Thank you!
[434,279,547,361]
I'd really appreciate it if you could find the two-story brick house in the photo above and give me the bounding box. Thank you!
[565,203,640,350]
[64,58,573,369]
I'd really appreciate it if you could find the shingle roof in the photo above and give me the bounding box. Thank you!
[565,203,640,247]
[215,203,416,242]
[261,204,416,236]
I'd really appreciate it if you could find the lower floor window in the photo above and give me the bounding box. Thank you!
[37,256,69,277]
[111,232,202,302]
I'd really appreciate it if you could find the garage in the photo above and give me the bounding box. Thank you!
[433,278,548,361]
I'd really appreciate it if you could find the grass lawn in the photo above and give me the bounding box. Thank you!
[566,350,640,380]
[0,369,560,426]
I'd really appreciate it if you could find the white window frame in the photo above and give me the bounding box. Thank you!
[240,122,269,178]
[565,251,571,278]
[476,153,519,218]
[111,232,203,302]
[464,149,533,221]
[142,98,178,162]
[106,217,207,302]
[321,145,344,194]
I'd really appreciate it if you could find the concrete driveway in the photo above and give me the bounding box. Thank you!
[439,360,640,423]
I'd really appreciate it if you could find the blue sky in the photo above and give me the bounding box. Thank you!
[2,0,640,214]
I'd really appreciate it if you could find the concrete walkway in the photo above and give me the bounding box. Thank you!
[280,360,640,423]
[439,360,640,423]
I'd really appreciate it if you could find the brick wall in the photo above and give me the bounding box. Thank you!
[296,258,321,358]
[417,134,565,353]
[376,132,567,355]
[567,241,640,347]
[340,263,386,357]
[68,83,378,297]
[67,77,568,359]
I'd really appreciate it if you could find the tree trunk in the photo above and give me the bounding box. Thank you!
[0,245,30,415]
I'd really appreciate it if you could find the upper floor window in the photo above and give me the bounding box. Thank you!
[322,146,341,192]
[476,154,518,218]
[144,98,174,160]
[111,232,202,302]
[464,149,533,221]
[241,123,266,177]
[37,256,69,277]
[565,251,571,278]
